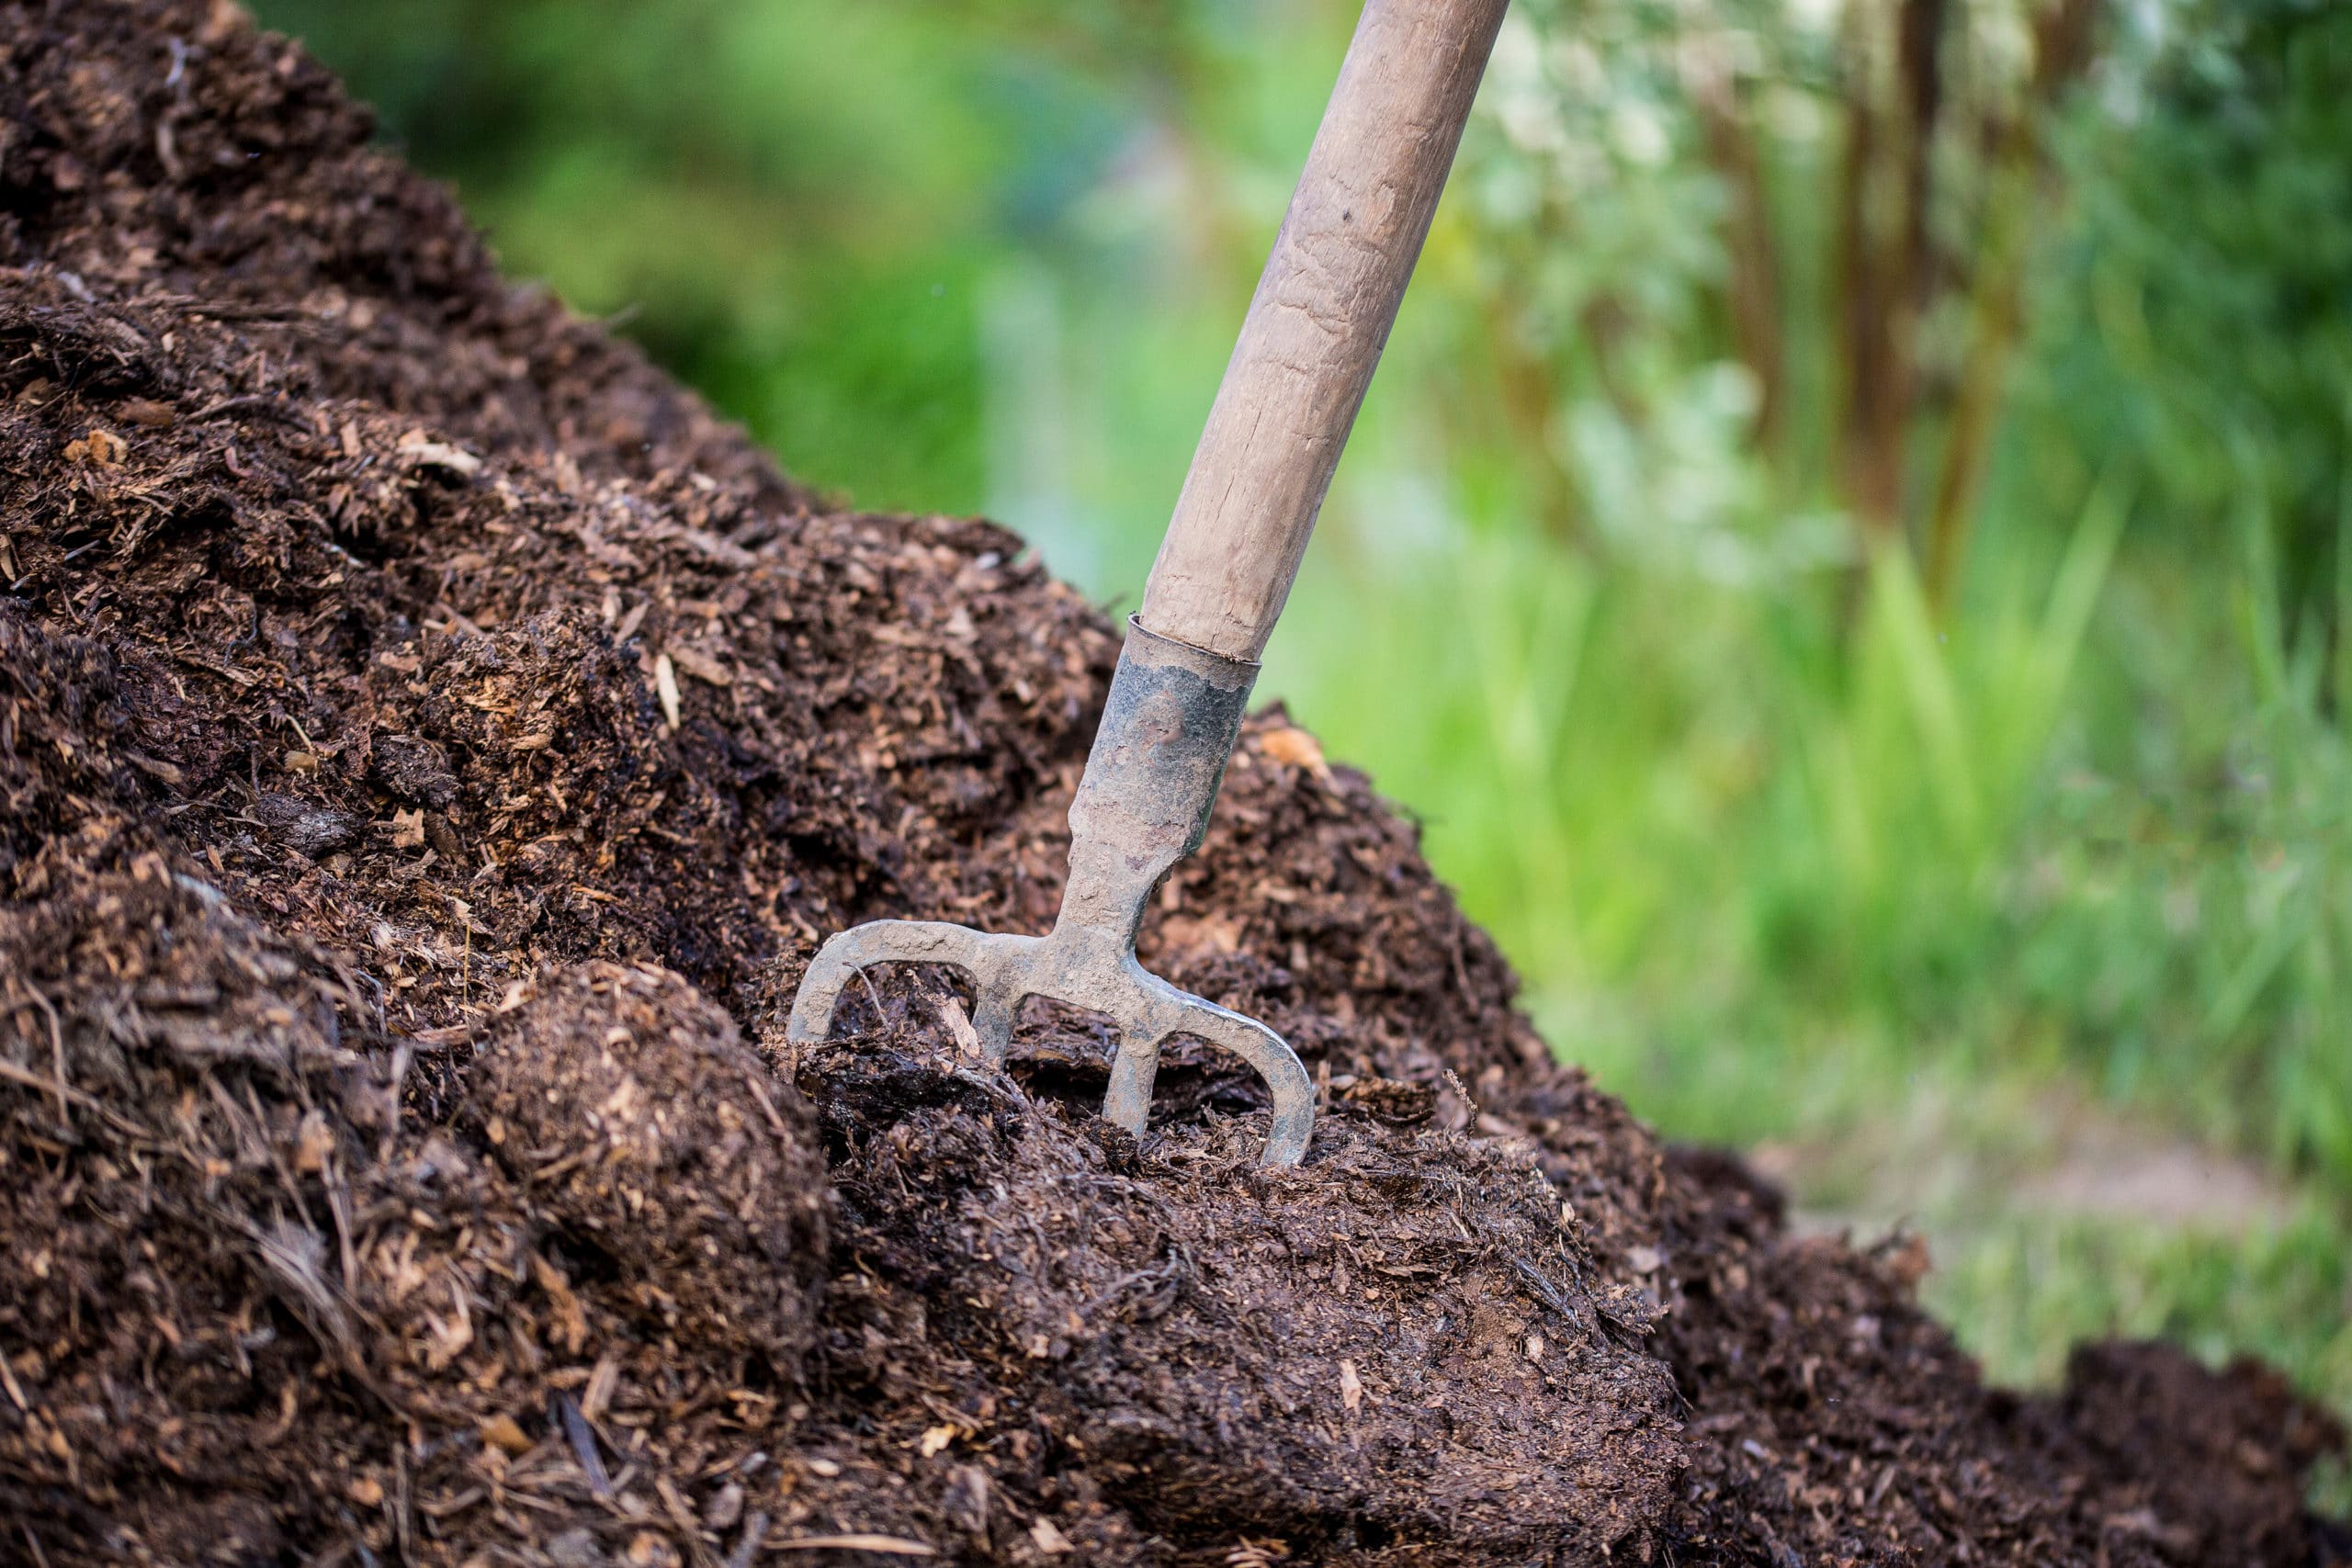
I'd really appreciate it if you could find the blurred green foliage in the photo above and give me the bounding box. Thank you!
[254,0,2351,1448]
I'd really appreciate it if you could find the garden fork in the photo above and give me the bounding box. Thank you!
[787,0,1509,1165]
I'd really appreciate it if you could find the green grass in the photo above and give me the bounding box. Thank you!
[1264,469,2352,1467]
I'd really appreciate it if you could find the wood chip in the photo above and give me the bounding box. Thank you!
[653,652,682,731]
[677,525,757,569]
[479,1415,531,1455]
[293,1109,333,1173]
[399,434,481,475]
[1260,725,1330,780]
[558,1393,612,1499]
[666,642,733,687]
[65,427,126,465]
[582,1353,619,1422]
[935,996,984,1059]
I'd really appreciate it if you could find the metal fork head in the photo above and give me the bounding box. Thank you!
[786,621,1315,1167]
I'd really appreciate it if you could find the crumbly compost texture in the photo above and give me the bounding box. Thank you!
[0,5,2343,1566]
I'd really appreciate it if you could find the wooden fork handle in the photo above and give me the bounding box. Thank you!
[1137,0,1510,662]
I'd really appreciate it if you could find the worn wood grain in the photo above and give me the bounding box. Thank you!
[1139,0,1510,660]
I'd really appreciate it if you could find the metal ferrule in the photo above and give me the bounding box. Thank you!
[1057,618,1258,951]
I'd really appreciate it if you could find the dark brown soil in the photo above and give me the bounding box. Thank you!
[0,4,2341,1565]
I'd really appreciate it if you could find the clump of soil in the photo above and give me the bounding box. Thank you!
[473,962,830,1370]
[0,4,2342,1565]
[809,1032,1682,1562]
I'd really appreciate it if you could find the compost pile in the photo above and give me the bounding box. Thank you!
[2,5,2344,1566]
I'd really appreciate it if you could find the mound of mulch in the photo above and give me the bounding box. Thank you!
[1,4,2342,1564]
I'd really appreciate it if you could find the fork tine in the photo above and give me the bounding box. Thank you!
[1102,1030,1163,1142]
[1101,994,1313,1168]
[786,919,1029,1052]
[1170,1003,1315,1168]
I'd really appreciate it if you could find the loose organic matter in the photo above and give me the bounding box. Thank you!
[1,6,2343,1566]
